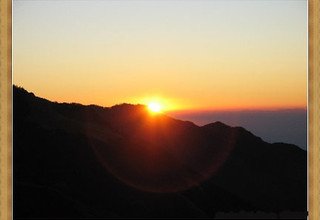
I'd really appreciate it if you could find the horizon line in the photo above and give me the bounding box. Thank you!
[14,84,307,113]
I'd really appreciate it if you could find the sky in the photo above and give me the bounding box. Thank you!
[13,0,307,111]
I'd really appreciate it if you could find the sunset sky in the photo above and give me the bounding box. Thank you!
[13,0,307,111]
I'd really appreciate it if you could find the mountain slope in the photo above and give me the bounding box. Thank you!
[13,86,307,218]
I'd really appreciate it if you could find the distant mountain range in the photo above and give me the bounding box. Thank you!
[13,86,307,219]
[169,108,307,150]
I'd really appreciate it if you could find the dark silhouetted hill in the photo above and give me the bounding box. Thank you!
[13,86,307,219]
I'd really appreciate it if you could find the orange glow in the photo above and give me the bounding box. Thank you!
[131,96,184,112]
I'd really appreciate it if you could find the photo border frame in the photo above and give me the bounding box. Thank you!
[0,0,318,219]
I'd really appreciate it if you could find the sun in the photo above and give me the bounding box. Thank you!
[133,96,180,113]
[148,102,162,113]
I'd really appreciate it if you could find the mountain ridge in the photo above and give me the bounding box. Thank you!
[13,85,307,218]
